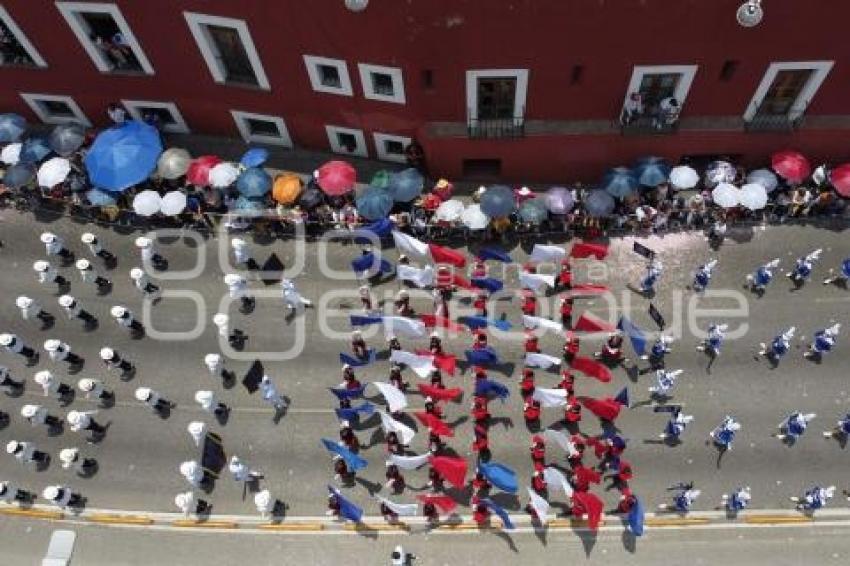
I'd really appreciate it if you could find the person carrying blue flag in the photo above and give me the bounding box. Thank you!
[758,327,794,362]
[787,248,822,286]
[775,412,816,442]
[746,258,780,293]
[805,323,840,359]
[639,260,663,295]
[642,334,673,370]
[791,485,835,511]
[710,415,741,450]
[721,486,751,512]
[692,259,717,292]
[338,421,360,452]
[696,323,728,356]
[823,257,850,286]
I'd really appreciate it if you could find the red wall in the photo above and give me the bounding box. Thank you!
[1,0,849,182]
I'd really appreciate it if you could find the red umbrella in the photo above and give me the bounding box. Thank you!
[186,155,222,186]
[829,164,850,197]
[771,150,811,183]
[315,160,356,196]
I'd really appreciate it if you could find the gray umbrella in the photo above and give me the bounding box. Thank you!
[584,189,615,217]
[3,162,36,188]
[47,123,86,156]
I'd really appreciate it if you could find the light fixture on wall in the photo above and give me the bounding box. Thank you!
[737,1,764,27]
[344,0,369,12]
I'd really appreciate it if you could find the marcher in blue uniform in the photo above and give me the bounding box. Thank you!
[823,257,850,286]
[791,485,835,511]
[775,412,816,442]
[710,415,741,450]
[658,407,693,441]
[639,260,663,294]
[696,323,728,356]
[692,259,717,292]
[758,327,795,363]
[721,486,751,512]
[649,369,683,398]
[659,482,700,513]
[823,413,850,439]
[787,249,822,285]
[746,258,780,294]
[804,323,840,359]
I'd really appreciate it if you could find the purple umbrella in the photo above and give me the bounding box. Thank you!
[545,187,574,215]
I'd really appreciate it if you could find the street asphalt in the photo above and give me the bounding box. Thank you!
[1,208,849,526]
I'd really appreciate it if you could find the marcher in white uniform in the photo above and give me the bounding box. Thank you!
[0,481,34,504]
[99,347,134,377]
[0,366,24,395]
[15,296,52,324]
[33,260,68,288]
[0,333,38,363]
[281,278,312,313]
[42,485,82,509]
[260,374,287,411]
[58,295,97,326]
[75,259,110,290]
[81,232,115,262]
[129,268,160,299]
[66,410,106,436]
[194,390,229,418]
[33,370,73,399]
[135,236,167,269]
[187,421,207,447]
[204,353,234,383]
[174,491,208,517]
[44,339,83,365]
[135,387,170,414]
[40,232,73,261]
[111,306,144,332]
[212,313,241,346]
[254,489,274,518]
[228,455,263,483]
[21,404,62,429]
[77,378,113,405]
[59,447,96,475]
[224,273,254,311]
[179,460,205,487]
[6,440,49,466]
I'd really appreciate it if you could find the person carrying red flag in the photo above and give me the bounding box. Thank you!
[616,486,637,514]
[472,328,488,350]
[563,332,580,363]
[436,265,454,292]
[429,369,444,389]
[521,290,538,316]
[530,435,546,464]
[424,397,444,420]
[471,397,490,424]
[471,470,492,495]
[472,496,490,526]
[565,394,582,424]
[560,296,574,328]
[473,291,488,318]
[524,398,541,425]
[594,331,629,365]
[557,258,573,291]
[573,465,602,492]
[427,466,445,492]
[524,332,540,353]
[520,369,536,398]
[471,259,487,279]
[472,423,490,457]
[429,332,443,355]
[557,369,575,394]
[531,470,547,494]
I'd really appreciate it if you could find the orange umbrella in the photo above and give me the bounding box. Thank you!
[272,173,303,205]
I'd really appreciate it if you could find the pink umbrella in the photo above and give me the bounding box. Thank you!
[315,160,356,196]
[186,155,222,187]
[771,150,811,184]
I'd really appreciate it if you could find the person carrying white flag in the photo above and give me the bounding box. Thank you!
[389,350,435,378]
[544,429,580,458]
[543,466,574,497]
[526,487,550,524]
[383,316,426,338]
[532,387,568,407]
[389,452,430,470]
[397,264,435,288]
[525,352,562,369]
[522,315,563,334]
[371,382,408,413]
[392,231,430,260]
[376,496,419,517]
[530,244,566,263]
[377,410,415,445]
[519,272,555,291]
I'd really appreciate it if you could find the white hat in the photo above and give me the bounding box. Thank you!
[34,370,52,384]
[175,492,193,509]
[6,440,20,454]
[204,353,221,365]
[213,313,229,326]
[135,237,151,249]
[229,455,241,465]
[223,274,242,286]
[430,331,439,338]
[340,421,350,428]
[398,290,408,297]
[187,421,206,436]
[99,347,114,360]
[476,186,487,195]
[15,296,32,308]
[33,260,49,272]
[180,461,199,477]
[42,486,60,501]
[78,378,94,392]
[111,306,127,318]
[75,258,91,270]
[231,238,246,248]
[40,232,56,244]
[81,233,96,244]
[44,339,61,352]
[129,268,144,280]
[342,364,351,370]
[20,405,38,418]
[134,387,152,402]
[66,410,83,426]
[0,333,13,346]
[517,186,532,196]
[59,448,77,468]
[59,295,75,307]
[386,334,396,341]
[359,286,369,295]
[254,489,272,508]
[351,330,361,337]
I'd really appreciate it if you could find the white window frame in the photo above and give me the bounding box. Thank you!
[303,55,352,96]
[622,64,698,109]
[743,61,834,121]
[326,125,367,158]
[0,5,47,67]
[466,69,529,122]
[231,110,292,147]
[373,133,411,163]
[20,93,91,127]
[120,100,190,134]
[56,2,154,74]
[358,63,405,104]
[184,12,270,90]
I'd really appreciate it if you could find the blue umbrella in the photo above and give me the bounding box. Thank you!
[602,167,638,198]
[518,198,548,224]
[19,137,52,163]
[240,147,269,168]
[355,186,393,220]
[634,157,671,187]
[480,185,515,217]
[3,162,36,188]
[0,113,26,142]
[233,195,266,216]
[545,186,574,214]
[48,123,86,156]
[387,168,423,202]
[84,120,162,192]
[85,188,117,206]
[584,189,615,217]
[236,167,272,197]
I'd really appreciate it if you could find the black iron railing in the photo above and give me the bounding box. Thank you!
[467,107,525,139]
[620,114,679,135]
[745,100,807,132]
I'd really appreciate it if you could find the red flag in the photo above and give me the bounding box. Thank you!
[416,494,457,514]
[428,244,467,268]
[420,315,466,334]
[569,356,612,383]
[570,242,609,260]
[433,352,456,375]
[563,284,610,298]
[417,384,462,402]
[451,274,474,290]
[415,412,454,437]
[572,491,605,531]
[574,312,616,333]
[429,456,468,488]
[574,465,602,487]
[578,396,621,421]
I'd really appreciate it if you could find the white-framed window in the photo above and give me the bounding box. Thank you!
[231,111,292,147]
[20,93,91,127]
[0,5,47,67]
[121,100,190,134]
[326,125,367,158]
[184,12,270,90]
[466,69,529,122]
[303,55,352,96]
[358,63,405,104]
[743,61,834,122]
[622,65,698,110]
[373,133,411,163]
[56,2,153,74]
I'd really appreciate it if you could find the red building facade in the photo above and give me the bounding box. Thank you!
[0,0,847,182]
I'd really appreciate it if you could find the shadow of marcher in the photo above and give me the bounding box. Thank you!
[269,500,288,524]
[621,528,638,553]
[272,397,291,425]
[577,529,597,558]
[493,530,519,553]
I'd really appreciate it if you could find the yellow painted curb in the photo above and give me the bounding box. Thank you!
[172,520,238,529]
[345,523,409,532]
[260,523,325,532]
[436,522,484,531]
[87,514,154,525]
[645,518,710,527]
[0,507,63,520]
[744,516,813,524]
[549,519,590,528]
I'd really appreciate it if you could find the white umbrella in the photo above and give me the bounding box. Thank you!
[209,162,239,188]
[739,183,768,211]
[1,142,21,165]
[745,168,779,193]
[132,190,162,217]
[461,203,488,230]
[36,157,71,188]
[160,191,187,216]
[711,182,741,208]
[434,199,465,222]
[669,165,699,189]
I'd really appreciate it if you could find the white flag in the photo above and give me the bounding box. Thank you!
[390,350,436,379]
[383,316,426,338]
[397,264,434,288]
[378,409,415,445]
[530,244,566,263]
[543,466,574,498]
[544,428,579,457]
[522,315,563,334]
[389,452,430,470]
[527,487,550,525]
[525,352,562,369]
[392,231,430,260]
[376,496,419,517]
[519,272,555,291]
[371,381,408,413]
[532,387,568,407]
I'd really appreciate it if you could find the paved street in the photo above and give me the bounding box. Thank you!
[1,209,849,525]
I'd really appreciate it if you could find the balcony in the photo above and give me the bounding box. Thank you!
[620,115,679,136]
[744,100,808,133]
[467,107,525,139]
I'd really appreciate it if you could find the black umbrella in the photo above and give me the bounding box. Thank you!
[3,162,36,188]
[298,186,324,209]
[48,123,86,157]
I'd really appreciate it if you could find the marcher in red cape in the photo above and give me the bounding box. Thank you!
[557,369,576,394]
[569,433,588,466]
[429,332,443,355]
[350,331,368,360]
[471,259,487,279]
[427,466,445,491]
[428,431,443,454]
[565,394,583,423]
[609,458,634,486]
[531,470,547,493]
[520,369,536,398]
[389,364,408,392]
[573,464,602,492]
[560,296,574,328]
[471,397,491,424]
[436,265,454,292]
[471,469,492,495]
[524,398,542,425]
[564,331,581,363]
[595,331,629,365]
[429,369,444,389]
[473,291,488,317]
[385,462,405,492]
[530,435,546,464]
[472,495,490,525]
[521,289,538,317]
[557,258,573,291]
[424,397,444,420]
[395,290,414,317]
[472,328,488,350]
[342,365,361,390]
[339,421,359,452]
[472,423,490,456]
[616,486,638,514]
[524,332,541,353]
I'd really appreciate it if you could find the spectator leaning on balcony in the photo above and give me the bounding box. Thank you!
[657,97,681,128]
[621,92,644,125]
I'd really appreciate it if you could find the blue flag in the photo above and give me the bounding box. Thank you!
[628,497,645,536]
[351,252,393,275]
[339,349,376,367]
[458,316,512,332]
[614,387,629,407]
[328,384,367,400]
[477,247,512,263]
[474,379,510,402]
[350,314,383,327]
[618,316,647,356]
[479,462,518,494]
[465,347,500,366]
[334,402,375,422]
[321,438,368,472]
[328,486,364,523]
[481,498,515,530]
[352,219,394,244]
[471,277,504,293]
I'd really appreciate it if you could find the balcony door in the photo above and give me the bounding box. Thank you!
[754,69,812,117]
[477,77,517,120]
